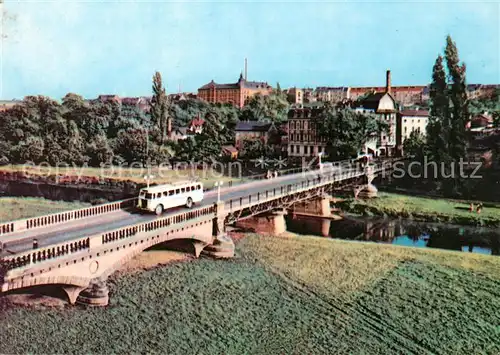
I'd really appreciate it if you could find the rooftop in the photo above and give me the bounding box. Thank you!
[199,74,271,91]
[399,109,430,117]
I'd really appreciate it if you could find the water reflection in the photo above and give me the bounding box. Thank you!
[286,215,500,256]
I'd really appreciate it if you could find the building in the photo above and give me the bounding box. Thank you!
[355,70,397,156]
[286,87,303,105]
[121,96,151,112]
[170,127,188,142]
[396,109,430,154]
[234,121,277,149]
[197,73,272,108]
[222,145,239,160]
[187,116,205,134]
[97,95,121,104]
[467,84,500,100]
[287,106,327,158]
[302,88,317,103]
[0,100,20,112]
[315,87,350,103]
[469,113,494,129]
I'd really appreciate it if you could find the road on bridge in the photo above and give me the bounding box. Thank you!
[1,166,359,256]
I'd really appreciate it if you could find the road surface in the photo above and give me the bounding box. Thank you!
[1,167,358,256]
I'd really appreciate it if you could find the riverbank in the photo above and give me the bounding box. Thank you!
[0,197,89,223]
[0,164,242,189]
[1,233,499,354]
[339,192,500,227]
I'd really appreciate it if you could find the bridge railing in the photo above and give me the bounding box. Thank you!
[0,204,217,273]
[0,198,138,238]
[226,167,366,213]
[0,162,395,273]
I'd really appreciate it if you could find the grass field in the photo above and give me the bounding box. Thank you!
[0,197,90,223]
[0,164,244,190]
[0,235,499,354]
[342,192,500,227]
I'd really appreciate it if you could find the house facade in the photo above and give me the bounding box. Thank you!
[396,109,429,155]
[286,107,327,158]
[234,121,277,149]
[355,71,398,157]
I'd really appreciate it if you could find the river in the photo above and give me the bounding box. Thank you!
[286,215,500,256]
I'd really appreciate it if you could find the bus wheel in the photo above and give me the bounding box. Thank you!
[155,204,164,216]
[186,197,193,209]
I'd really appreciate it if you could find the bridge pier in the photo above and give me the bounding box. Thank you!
[203,202,235,258]
[62,285,87,305]
[76,279,109,307]
[290,195,332,218]
[236,209,287,235]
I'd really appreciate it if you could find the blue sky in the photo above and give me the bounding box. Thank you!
[1,0,499,100]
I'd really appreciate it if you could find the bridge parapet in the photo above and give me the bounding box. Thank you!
[0,198,138,239]
[225,168,366,213]
[1,204,218,279]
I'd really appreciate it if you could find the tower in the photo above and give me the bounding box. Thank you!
[244,58,248,81]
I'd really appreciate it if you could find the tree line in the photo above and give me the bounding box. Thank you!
[0,74,290,167]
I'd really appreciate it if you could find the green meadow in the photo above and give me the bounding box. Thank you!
[1,234,499,354]
[341,192,500,227]
[0,197,89,223]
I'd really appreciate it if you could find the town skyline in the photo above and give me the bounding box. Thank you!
[1,0,499,100]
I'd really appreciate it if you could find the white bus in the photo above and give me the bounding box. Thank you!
[136,181,204,215]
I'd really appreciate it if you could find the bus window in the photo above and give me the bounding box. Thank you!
[163,191,168,197]
[169,190,174,196]
[140,191,146,197]
[157,193,161,198]
[181,188,185,193]
[197,184,201,190]
[145,193,152,199]
[187,186,191,192]
[175,189,180,194]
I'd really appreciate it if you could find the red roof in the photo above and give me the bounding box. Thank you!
[190,117,205,127]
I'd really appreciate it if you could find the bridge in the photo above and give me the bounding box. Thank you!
[0,159,396,306]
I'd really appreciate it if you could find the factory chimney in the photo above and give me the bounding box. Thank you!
[386,69,391,93]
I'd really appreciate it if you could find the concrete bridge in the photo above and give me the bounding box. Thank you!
[0,160,396,306]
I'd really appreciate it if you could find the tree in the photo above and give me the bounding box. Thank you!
[239,138,273,160]
[150,72,170,145]
[317,103,388,160]
[445,35,468,160]
[241,91,290,123]
[427,55,449,162]
[403,130,426,158]
[427,36,469,163]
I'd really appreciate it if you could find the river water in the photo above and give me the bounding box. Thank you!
[286,215,500,256]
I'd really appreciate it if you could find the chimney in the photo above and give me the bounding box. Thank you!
[244,58,248,81]
[386,70,391,93]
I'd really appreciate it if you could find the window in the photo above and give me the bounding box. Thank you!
[304,146,308,155]
[157,193,161,198]
[163,191,168,197]
[169,190,174,196]
[197,184,201,190]
[175,189,180,194]
[145,193,153,199]
[181,188,186,193]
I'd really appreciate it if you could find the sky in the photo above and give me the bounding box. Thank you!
[1,0,499,100]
